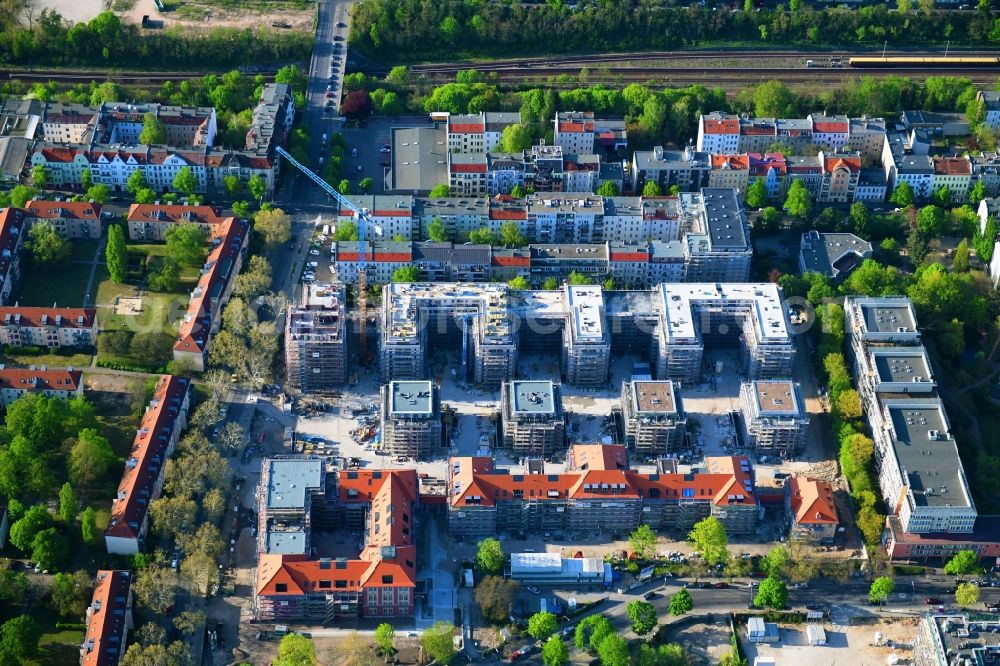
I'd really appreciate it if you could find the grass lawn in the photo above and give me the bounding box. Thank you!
[0,350,93,368]
[97,289,189,337]
[36,624,85,666]
[16,260,92,308]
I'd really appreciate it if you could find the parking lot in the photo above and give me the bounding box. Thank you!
[339,115,434,194]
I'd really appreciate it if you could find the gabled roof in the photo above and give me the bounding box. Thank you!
[823,155,861,173]
[81,570,132,666]
[127,204,227,225]
[567,443,628,471]
[24,200,101,221]
[0,367,81,392]
[702,117,740,135]
[0,306,95,329]
[105,375,189,540]
[788,477,838,525]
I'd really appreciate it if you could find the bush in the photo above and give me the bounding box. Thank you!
[95,358,164,373]
[55,622,86,630]
[3,345,43,356]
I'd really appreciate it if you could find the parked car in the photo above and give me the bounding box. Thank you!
[925,597,942,605]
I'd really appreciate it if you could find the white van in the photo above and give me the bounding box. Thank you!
[322,224,330,235]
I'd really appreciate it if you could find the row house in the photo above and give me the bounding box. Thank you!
[255,465,418,623]
[708,154,750,192]
[105,374,191,555]
[882,132,934,200]
[96,102,217,147]
[446,111,521,153]
[0,366,83,406]
[749,153,787,200]
[205,149,276,196]
[40,103,98,144]
[630,146,711,195]
[0,208,25,304]
[554,111,627,155]
[971,153,1000,199]
[819,153,861,203]
[0,306,97,349]
[80,570,133,666]
[448,153,488,196]
[932,156,972,203]
[330,241,413,284]
[447,452,759,538]
[337,195,416,241]
[697,112,886,160]
[23,200,101,239]
[415,197,489,241]
[856,168,889,202]
[127,204,230,242]
[172,217,250,371]
[527,194,605,244]
[245,83,296,156]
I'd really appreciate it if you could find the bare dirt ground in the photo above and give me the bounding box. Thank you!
[660,617,735,665]
[120,0,314,32]
[741,618,920,666]
[28,0,105,23]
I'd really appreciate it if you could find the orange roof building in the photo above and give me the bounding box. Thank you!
[0,306,97,349]
[447,454,758,539]
[105,375,191,555]
[0,367,83,406]
[786,477,839,543]
[254,460,418,623]
[80,570,133,666]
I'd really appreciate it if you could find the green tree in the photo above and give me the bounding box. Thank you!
[86,184,110,204]
[81,168,92,191]
[944,550,981,575]
[139,112,167,144]
[543,277,559,290]
[253,208,292,247]
[745,178,768,208]
[421,622,455,665]
[248,174,267,202]
[135,188,157,204]
[0,616,40,662]
[9,185,36,208]
[849,202,869,236]
[9,505,52,552]
[500,221,526,247]
[783,179,812,220]
[334,221,359,241]
[510,184,526,199]
[528,611,558,640]
[754,576,788,609]
[222,175,241,198]
[475,538,505,574]
[956,582,981,607]
[105,224,127,283]
[669,588,693,616]
[642,181,662,197]
[427,218,450,242]
[164,224,207,266]
[374,624,395,656]
[890,181,914,208]
[937,318,966,358]
[636,644,687,666]
[127,169,147,196]
[26,220,71,265]
[758,206,784,232]
[953,238,970,272]
[69,428,115,490]
[917,205,945,237]
[597,181,620,197]
[628,524,657,560]
[429,184,451,198]
[58,482,77,524]
[274,633,316,666]
[338,179,351,196]
[81,507,97,546]
[474,575,519,623]
[761,545,789,579]
[499,124,533,153]
[575,615,613,651]
[172,166,198,196]
[626,599,657,635]
[392,266,422,282]
[31,528,68,570]
[753,80,794,118]
[969,180,987,204]
[508,276,530,290]
[31,165,47,189]
[932,185,952,208]
[869,576,895,606]
[50,570,91,618]
[542,636,568,666]
[469,227,497,245]
[687,516,729,565]
[597,634,629,666]
[359,177,374,194]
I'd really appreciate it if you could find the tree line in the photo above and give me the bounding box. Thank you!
[351,0,1000,63]
[0,10,310,69]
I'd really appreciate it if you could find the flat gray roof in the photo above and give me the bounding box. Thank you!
[389,127,448,192]
[885,401,970,508]
[265,459,323,510]
[630,380,678,414]
[800,230,872,279]
[509,380,557,415]
[265,528,308,555]
[389,380,434,416]
[860,301,917,334]
[873,348,932,385]
[701,188,748,250]
[751,380,802,416]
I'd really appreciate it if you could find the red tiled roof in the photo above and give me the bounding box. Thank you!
[609,251,648,262]
[491,255,529,267]
[372,210,412,218]
[449,123,485,134]
[567,444,628,471]
[788,477,838,525]
[824,156,861,173]
[490,208,527,220]
[741,124,775,136]
[173,217,247,354]
[25,200,101,221]
[450,163,487,174]
[933,157,971,176]
[559,122,594,133]
[813,121,848,134]
[127,204,227,226]
[106,375,189,541]
[702,119,740,135]
[0,306,95,329]
[711,155,749,170]
[450,455,756,508]
[81,570,132,666]
[0,367,81,392]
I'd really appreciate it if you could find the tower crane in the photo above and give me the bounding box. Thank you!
[275,146,378,362]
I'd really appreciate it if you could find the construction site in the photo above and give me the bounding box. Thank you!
[284,282,348,393]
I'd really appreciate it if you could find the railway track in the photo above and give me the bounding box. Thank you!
[1,69,211,84]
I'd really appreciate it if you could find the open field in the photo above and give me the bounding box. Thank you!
[740,618,920,666]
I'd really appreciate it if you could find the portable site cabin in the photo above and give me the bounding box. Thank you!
[807,625,827,646]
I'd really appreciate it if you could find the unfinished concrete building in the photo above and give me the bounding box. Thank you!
[620,380,687,454]
[379,283,517,386]
[561,284,611,387]
[655,283,794,385]
[256,458,330,558]
[379,380,442,459]
[501,380,566,456]
[738,380,809,459]
[284,283,348,392]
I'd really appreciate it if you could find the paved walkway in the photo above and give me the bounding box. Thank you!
[81,234,107,308]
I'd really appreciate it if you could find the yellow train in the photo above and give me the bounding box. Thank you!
[849,56,1000,68]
